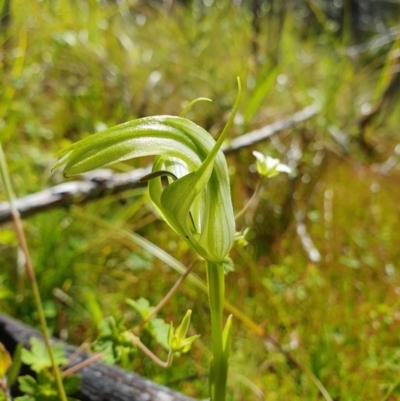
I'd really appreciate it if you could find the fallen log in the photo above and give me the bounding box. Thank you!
[0,313,197,401]
[0,104,319,224]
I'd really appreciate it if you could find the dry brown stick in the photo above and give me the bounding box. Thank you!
[0,104,319,225]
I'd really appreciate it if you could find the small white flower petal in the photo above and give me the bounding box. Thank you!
[276,163,292,174]
[264,156,280,170]
[252,150,265,163]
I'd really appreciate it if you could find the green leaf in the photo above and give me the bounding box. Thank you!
[14,396,36,401]
[222,315,233,361]
[35,396,59,401]
[17,370,80,401]
[36,370,52,386]
[18,375,38,394]
[126,298,155,320]
[21,338,68,373]
[147,318,170,350]
[62,375,81,395]
[126,298,171,350]
[92,317,136,368]
[7,342,23,386]
[243,65,279,122]
[83,289,104,327]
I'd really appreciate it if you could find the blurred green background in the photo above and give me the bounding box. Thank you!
[1,0,400,400]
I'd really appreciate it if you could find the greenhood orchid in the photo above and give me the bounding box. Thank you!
[54,79,241,401]
[53,77,242,262]
[54,114,235,262]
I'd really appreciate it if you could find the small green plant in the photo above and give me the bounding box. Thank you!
[0,339,80,401]
[92,316,138,369]
[54,78,242,401]
[20,338,68,375]
[16,338,81,401]
[92,304,200,371]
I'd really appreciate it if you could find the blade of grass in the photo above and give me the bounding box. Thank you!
[0,30,27,141]
[0,144,68,401]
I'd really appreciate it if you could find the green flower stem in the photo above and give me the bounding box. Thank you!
[234,179,265,221]
[0,145,68,401]
[206,261,228,401]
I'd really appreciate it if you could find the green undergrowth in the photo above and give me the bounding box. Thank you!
[1,0,400,400]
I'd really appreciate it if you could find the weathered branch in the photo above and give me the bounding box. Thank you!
[0,104,319,224]
[222,103,319,155]
[0,167,151,224]
[0,313,196,401]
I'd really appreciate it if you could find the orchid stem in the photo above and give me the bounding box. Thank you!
[206,261,228,401]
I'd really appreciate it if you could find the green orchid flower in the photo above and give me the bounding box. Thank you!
[54,78,241,401]
[54,84,240,262]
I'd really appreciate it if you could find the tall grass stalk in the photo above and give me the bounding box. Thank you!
[0,144,68,401]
